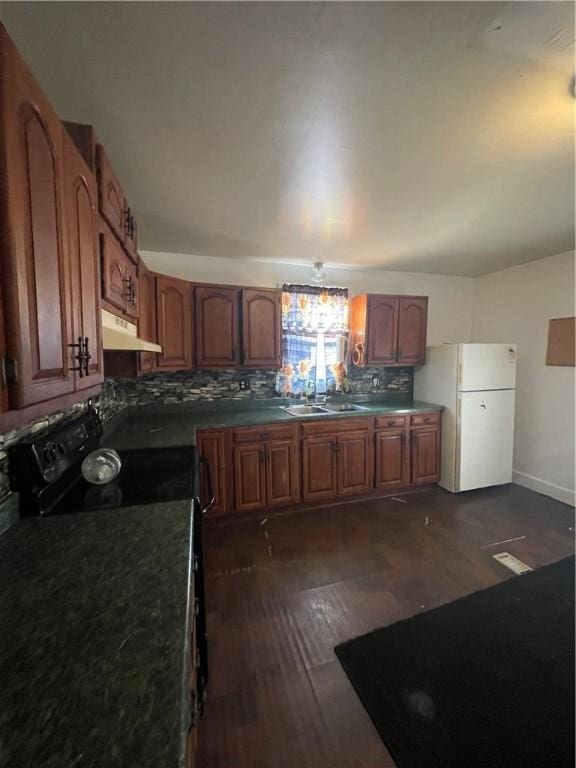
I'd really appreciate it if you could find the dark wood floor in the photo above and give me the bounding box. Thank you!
[197,485,574,768]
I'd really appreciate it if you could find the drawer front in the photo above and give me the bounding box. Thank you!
[410,412,441,427]
[300,417,372,436]
[233,423,298,443]
[375,414,406,430]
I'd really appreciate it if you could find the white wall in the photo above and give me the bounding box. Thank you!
[141,250,475,347]
[471,250,575,506]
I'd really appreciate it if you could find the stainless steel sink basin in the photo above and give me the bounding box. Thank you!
[280,404,331,416]
[324,403,369,413]
[280,402,369,417]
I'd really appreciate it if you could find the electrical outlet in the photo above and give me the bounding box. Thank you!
[238,379,251,391]
[371,375,380,389]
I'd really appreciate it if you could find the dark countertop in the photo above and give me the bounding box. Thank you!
[0,500,193,768]
[103,397,443,450]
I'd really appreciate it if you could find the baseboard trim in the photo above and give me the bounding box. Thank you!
[512,470,575,507]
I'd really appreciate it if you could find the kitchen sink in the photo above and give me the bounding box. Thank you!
[280,402,369,417]
[280,405,331,416]
[324,403,369,413]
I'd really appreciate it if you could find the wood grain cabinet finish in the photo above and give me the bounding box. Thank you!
[397,297,428,365]
[375,430,408,489]
[195,286,239,367]
[350,294,428,367]
[337,430,373,497]
[366,296,399,364]
[62,133,103,388]
[156,275,193,370]
[95,143,125,245]
[100,222,138,319]
[0,26,75,407]
[233,442,267,512]
[137,258,157,374]
[241,289,281,368]
[197,430,228,516]
[410,426,440,485]
[265,440,299,507]
[301,435,339,502]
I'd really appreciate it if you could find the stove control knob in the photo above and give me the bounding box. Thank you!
[42,447,54,466]
[55,442,66,458]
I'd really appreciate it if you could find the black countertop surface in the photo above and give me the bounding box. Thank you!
[0,500,193,768]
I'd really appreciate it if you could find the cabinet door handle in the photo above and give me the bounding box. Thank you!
[69,337,85,377]
[83,337,91,376]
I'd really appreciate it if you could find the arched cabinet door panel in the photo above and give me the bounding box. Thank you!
[398,297,428,365]
[156,275,192,370]
[96,143,125,244]
[366,296,399,365]
[0,25,75,407]
[195,286,239,367]
[241,288,281,369]
[62,133,103,388]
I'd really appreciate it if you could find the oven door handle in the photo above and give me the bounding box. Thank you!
[199,456,215,515]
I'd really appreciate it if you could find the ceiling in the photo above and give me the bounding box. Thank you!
[1,1,574,277]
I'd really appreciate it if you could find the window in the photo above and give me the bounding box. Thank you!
[276,284,349,396]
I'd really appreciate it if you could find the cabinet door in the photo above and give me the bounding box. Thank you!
[137,259,157,374]
[96,143,125,244]
[337,430,373,497]
[241,289,281,368]
[398,297,427,365]
[195,286,239,367]
[100,225,129,313]
[265,439,299,507]
[124,258,139,320]
[62,134,103,389]
[302,436,338,502]
[366,296,399,365]
[375,430,408,489]
[197,430,227,516]
[0,28,75,407]
[156,275,193,370]
[233,442,266,512]
[411,427,440,485]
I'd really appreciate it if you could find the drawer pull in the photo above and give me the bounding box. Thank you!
[387,420,395,426]
[423,417,430,423]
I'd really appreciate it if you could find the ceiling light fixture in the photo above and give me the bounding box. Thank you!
[312,261,326,283]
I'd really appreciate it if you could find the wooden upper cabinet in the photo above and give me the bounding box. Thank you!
[398,297,428,365]
[100,222,138,319]
[350,293,428,367]
[62,133,103,388]
[366,296,399,364]
[156,275,193,370]
[137,258,157,374]
[241,288,281,368]
[96,144,125,244]
[195,286,239,368]
[0,26,75,407]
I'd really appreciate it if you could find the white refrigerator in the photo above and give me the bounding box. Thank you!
[414,343,517,493]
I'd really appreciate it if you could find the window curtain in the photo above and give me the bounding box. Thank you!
[276,284,349,396]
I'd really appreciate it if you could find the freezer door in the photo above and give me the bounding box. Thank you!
[458,343,517,391]
[457,389,515,491]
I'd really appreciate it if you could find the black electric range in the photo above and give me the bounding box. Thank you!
[8,408,211,703]
[9,409,202,517]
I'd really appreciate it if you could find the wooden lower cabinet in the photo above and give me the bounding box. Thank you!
[375,429,409,490]
[197,430,228,516]
[410,426,441,485]
[234,442,267,512]
[266,440,299,507]
[337,431,373,497]
[301,435,338,502]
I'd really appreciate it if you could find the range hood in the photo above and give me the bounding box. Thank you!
[101,309,162,353]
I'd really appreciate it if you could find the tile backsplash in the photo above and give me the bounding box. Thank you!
[112,365,413,406]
